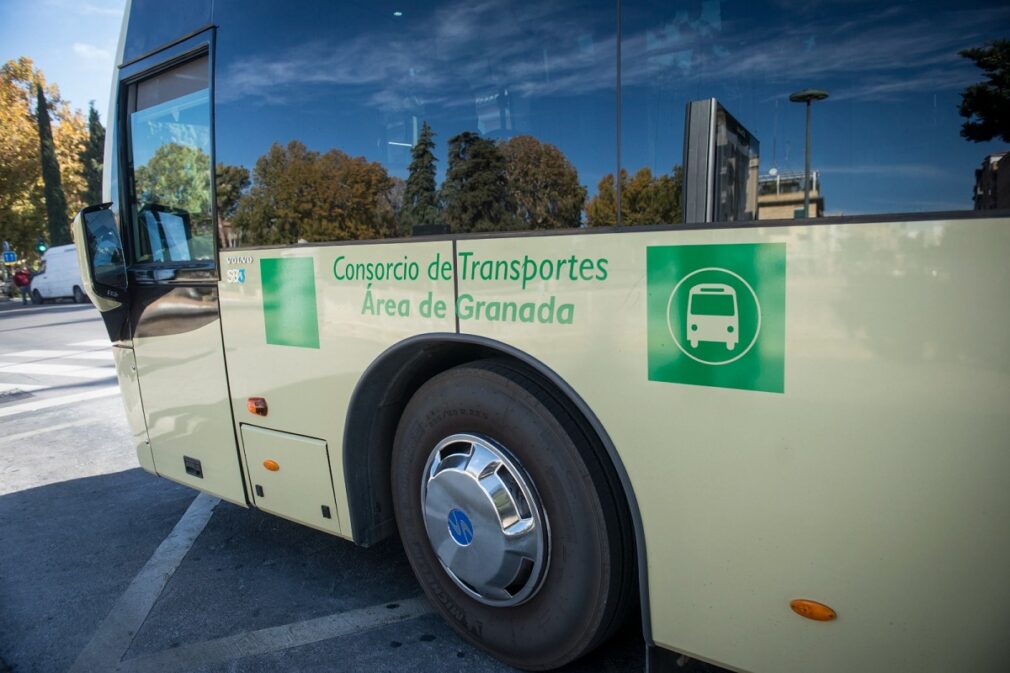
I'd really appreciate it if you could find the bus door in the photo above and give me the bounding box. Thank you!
[117,46,247,505]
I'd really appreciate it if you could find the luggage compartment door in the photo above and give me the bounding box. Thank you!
[241,425,340,534]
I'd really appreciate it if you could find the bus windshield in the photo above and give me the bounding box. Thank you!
[691,293,735,316]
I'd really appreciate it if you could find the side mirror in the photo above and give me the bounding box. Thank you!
[73,203,128,311]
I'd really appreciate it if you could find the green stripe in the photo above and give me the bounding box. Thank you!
[261,257,320,349]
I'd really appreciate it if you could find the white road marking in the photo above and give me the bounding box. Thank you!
[69,350,115,360]
[70,339,114,347]
[0,382,45,393]
[0,362,114,378]
[4,349,83,359]
[0,386,119,418]
[2,349,116,361]
[69,493,220,673]
[0,417,101,445]
[0,303,91,316]
[113,596,434,673]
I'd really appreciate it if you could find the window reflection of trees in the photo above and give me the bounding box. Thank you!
[219,127,685,246]
[134,142,214,259]
[587,167,683,227]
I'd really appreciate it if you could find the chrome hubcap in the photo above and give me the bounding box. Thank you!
[420,433,549,606]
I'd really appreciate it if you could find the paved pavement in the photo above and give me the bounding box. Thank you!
[0,299,724,673]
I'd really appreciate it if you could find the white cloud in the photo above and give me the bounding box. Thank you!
[79,2,123,17]
[72,42,112,61]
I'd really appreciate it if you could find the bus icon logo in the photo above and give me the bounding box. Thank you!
[667,268,761,366]
[647,243,785,393]
[687,283,739,351]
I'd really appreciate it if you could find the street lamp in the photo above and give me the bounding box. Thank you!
[789,88,829,218]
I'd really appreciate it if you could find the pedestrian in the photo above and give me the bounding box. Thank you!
[13,267,31,304]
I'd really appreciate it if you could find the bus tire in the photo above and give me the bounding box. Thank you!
[73,285,87,304]
[31,289,43,305]
[391,359,634,670]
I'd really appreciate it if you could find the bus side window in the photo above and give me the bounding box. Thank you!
[126,56,213,264]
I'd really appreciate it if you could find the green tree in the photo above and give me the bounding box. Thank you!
[585,173,618,226]
[81,101,105,205]
[586,166,683,227]
[401,121,439,234]
[134,143,214,256]
[959,39,1010,143]
[36,83,70,245]
[500,135,586,229]
[623,166,683,225]
[233,140,395,245]
[440,131,515,233]
[134,143,212,218]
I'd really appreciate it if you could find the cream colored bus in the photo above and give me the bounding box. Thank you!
[75,1,1009,671]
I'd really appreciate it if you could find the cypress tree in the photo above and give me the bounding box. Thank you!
[401,121,439,234]
[440,131,515,233]
[81,101,105,205]
[36,83,70,245]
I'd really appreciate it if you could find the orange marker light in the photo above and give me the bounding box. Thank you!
[790,599,837,622]
[247,397,268,416]
[263,459,280,472]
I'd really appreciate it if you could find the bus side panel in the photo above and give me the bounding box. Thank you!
[455,218,1010,673]
[132,318,248,507]
[113,345,154,474]
[217,242,457,538]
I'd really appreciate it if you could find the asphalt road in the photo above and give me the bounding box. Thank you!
[0,297,724,673]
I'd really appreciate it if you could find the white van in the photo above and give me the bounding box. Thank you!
[30,244,88,304]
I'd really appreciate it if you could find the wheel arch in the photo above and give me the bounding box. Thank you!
[341,332,653,645]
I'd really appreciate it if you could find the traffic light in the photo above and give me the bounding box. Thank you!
[35,238,47,254]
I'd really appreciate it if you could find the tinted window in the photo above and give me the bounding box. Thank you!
[620,0,1010,223]
[126,56,214,262]
[123,0,212,63]
[213,0,617,246]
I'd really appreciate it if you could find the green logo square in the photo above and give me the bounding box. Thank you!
[647,243,785,393]
[261,257,320,349]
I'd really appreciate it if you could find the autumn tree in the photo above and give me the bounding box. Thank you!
[958,39,1010,143]
[401,121,439,234]
[81,102,105,205]
[232,140,395,245]
[0,59,44,260]
[586,166,683,227]
[48,88,87,226]
[499,135,585,229]
[0,58,86,259]
[440,131,515,233]
[385,176,406,231]
[215,163,250,245]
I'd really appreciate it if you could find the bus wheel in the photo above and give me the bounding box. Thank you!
[391,359,634,670]
[73,285,87,304]
[31,289,43,305]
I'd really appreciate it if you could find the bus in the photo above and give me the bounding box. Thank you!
[685,284,738,351]
[74,1,1009,671]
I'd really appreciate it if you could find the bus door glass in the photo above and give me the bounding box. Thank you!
[122,51,247,505]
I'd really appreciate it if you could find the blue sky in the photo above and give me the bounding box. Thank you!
[0,0,125,121]
[210,0,1010,216]
[3,0,1006,217]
